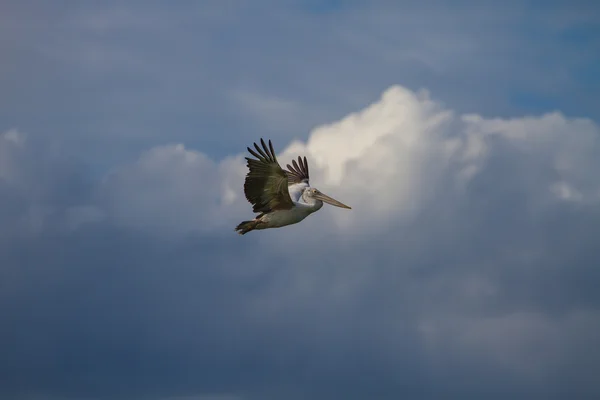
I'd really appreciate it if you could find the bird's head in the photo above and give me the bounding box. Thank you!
[303,187,351,209]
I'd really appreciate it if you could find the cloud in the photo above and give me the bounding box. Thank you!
[1,85,600,399]
[93,85,600,238]
[2,0,598,170]
[99,144,226,234]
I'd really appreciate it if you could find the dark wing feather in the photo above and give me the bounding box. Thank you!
[286,156,310,184]
[243,138,294,213]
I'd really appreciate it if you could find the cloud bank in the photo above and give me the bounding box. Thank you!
[1,85,600,399]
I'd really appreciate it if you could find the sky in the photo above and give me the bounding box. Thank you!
[1,1,600,399]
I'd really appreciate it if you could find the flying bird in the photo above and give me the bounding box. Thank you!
[235,138,351,234]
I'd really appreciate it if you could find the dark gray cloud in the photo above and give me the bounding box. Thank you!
[2,81,600,400]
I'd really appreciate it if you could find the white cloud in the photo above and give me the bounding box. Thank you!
[88,85,599,238]
[3,84,598,241]
[98,143,246,234]
[265,86,596,237]
[277,86,459,230]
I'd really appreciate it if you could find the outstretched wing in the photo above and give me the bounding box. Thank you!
[286,156,310,185]
[286,155,310,202]
[243,138,294,213]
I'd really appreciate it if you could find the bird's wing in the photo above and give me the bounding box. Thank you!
[286,156,310,185]
[243,138,294,213]
[286,155,310,202]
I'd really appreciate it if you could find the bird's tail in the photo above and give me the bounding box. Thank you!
[235,219,258,235]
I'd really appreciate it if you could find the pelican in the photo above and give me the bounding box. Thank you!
[235,138,351,234]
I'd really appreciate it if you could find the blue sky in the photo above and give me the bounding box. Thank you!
[1,1,600,399]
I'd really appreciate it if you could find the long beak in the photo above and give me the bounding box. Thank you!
[314,191,352,209]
